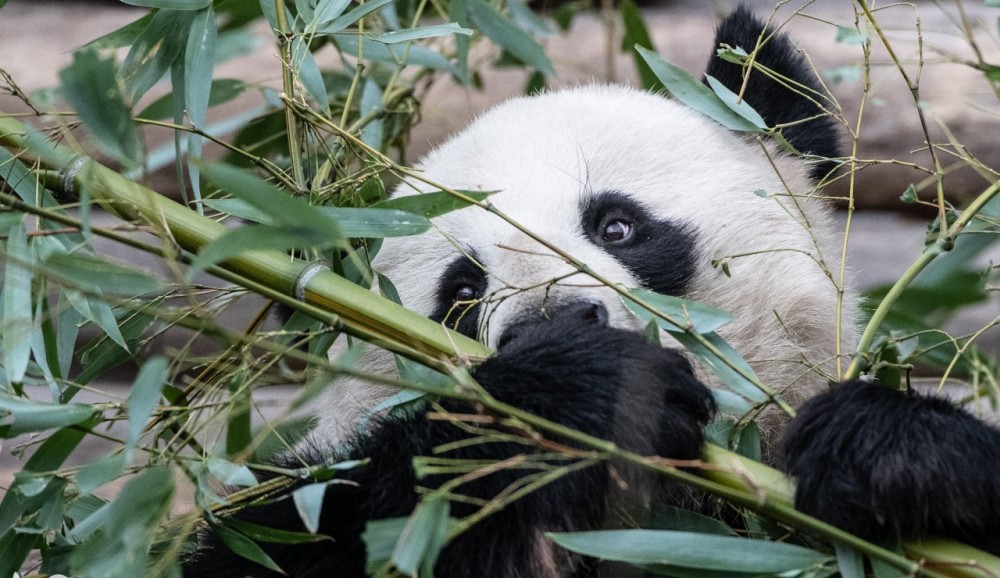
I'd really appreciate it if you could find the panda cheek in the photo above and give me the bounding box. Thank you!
[609,221,699,297]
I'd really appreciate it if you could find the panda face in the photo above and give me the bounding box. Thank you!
[371,85,843,357]
[317,88,851,448]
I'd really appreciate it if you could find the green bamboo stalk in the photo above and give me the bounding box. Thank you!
[0,115,491,366]
[3,113,998,576]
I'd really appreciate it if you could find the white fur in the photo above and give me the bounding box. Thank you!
[313,85,856,454]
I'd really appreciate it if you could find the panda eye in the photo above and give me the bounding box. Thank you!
[453,284,480,303]
[602,219,633,243]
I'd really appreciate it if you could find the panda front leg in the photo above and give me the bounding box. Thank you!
[781,380,1000,554]
[183,303,715,578]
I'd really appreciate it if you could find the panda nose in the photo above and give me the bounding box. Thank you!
[496,301,609,350]
[556,301,609,326]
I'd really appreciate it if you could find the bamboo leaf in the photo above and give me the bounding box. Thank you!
[391,497,450,575]
[335,35,457,74]
[200,163,342,236]
[636,46,764,133]
[185,5,218,211]
[126,356,168,449]
[122,10,193,102]
[292,482,327,534]
[59,49,143,167]
[291,34,330,113]
[622,289,733,334]
[138,78,247,120]
[547,530,830,573]
[620,0,658,90]
[41,253,162,296]
[122,0,210,8]
[69,468,175,578]
[468,0,555,76]
[189,224,335,276]
[76,453,127,494]
[206,457,258,487]
[223,517,330,544]
[316,0,392,34]
[0,394,98,436]
[360,78,384,150]
[704,75,768,129]
[371,190,494,218]
[2,220,32,385]
[363,517,408,573]
[375,23,473,44]
[209,522,286,574]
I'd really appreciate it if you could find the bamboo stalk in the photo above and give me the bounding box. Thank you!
[0,115,491,367]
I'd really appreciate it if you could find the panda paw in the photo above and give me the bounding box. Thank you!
[471,302,715,461]
[782,380,1000,554]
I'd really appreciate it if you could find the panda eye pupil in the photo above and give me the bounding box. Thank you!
[454,285,479,303]
[602,219,632,242]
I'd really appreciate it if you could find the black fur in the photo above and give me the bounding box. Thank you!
[783,381,1000,555]
[184,308,714,577]
[429,253,488,339]
[580,191,698,297]
[706,6,840,180]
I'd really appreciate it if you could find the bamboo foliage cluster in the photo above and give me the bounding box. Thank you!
[0,1,999,577]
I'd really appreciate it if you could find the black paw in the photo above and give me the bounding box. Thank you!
[782,380,1000,553]
[473,302,714,460]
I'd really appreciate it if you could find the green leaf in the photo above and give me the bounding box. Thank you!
[204,198,429,238]
[222,517,330,544]
[209,522,286,574]
[40,252,162,296]
[372,190,493,218]
[126,356,168,449]
[64,290,132,364]
[316,0,392,34]
[391,497,451,575]
[185,5,218,211]
[360,78,384,150]
[206,457,258,487]
[0,394,98,436]
[900,183,918,203]
[468,0,555,76]
[622,289,733,334]
[648,505,737,536]
[835,26,869,45]
[335,35,457,74]
[704,75,768,129]
[76,453,127,494]
[547,530,830,573]
[375,23,473,44]
[312,0,352,24]
[201,163,342,236]
[59,49,143,167]
[121,0,210,8]
[507,0,554,37]
[671,331,767,403]
[82,13,155,50]
[620,0,658,90]
[292,482,327,534]
[636,46,764,133]
[140,79,247,120]
[835,543,865,578]
[188,223,336,276]
[122,10,193,102]
[2,220,32,385]
[291,34,330,113]
[363,517,408,573]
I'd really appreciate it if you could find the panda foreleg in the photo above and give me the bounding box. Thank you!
[183,312,715,577]
[782,380,1000,554]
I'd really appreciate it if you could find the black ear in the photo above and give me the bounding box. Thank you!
[705,5,839,181]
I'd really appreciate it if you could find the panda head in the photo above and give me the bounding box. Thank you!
[316,7,854,446]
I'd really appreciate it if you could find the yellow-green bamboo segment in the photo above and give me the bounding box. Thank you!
[2,114,998,576]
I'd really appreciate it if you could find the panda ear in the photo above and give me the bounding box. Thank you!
[705,5,839,180]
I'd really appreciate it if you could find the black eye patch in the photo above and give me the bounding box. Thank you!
[429,253,487,339]
[580,191,698,296]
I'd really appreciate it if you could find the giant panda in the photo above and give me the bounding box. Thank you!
[184,7,1000,577]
